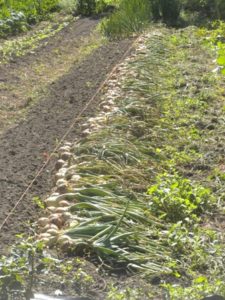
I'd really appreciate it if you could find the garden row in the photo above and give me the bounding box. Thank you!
[34,23,225,298]
[3,0,225,40]
[0,0,115,38]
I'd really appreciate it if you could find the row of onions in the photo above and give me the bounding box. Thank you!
[36,31,174,274]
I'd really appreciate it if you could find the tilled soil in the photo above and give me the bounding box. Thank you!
[0,19,133,254]
[0,17,101,133]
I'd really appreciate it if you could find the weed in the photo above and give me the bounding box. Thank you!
[147,172,215,223]
[164,279,225,300]
[0,238,45,299]
[32,196,45,209]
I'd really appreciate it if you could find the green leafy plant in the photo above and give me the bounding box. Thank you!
[147,172,214,223]
[0,11,28,37]
[76,0,97,15]
[75,0,115,16]
[32,196,45,209]
[0,238,46,299]
[58,0,78,14]
[0,21,68,63]
[0,0,60,38]
[164,278,225,300]
[159,0,181,25]
[101,0,152,39]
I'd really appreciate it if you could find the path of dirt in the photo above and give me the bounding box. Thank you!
[0,17,101,133]
[0,18,133,254]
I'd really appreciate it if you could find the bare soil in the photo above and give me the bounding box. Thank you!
[0,17,133,255]
[0,17,101,133]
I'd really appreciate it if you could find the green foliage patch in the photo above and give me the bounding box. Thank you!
[0,0,60,37]
[100,0,152,39]
[148,172,214,223]
[0,21,69,63]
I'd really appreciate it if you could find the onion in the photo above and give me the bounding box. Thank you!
[47,229,59,236]
[45,193,76,206]
[57,235,73,250]
[47,235,58,247]
[56,184,68,194]
[61,212,72,222]
[57,235,71,244]
[102,105,111,111]
[64,142,72,147]
[55,159,66,171]
[37,217,49,227]
[59,200,70,207]
[56,179,67,186]
[45,197,59,207]
[49,224,59,230]
[47,206,56,213]
[55,168,67,180]
[61,152,72,160]
[49,213,62,219]
[41,223,58,233]
[82,128,91,135]
[58,146,71,153]
[55,207,69,213]
[37,233,51,240]
[70,175,81,182]
[49,213,64,227]
[69,220,79,227]
[40,224,50,233]
[55,173,64,180]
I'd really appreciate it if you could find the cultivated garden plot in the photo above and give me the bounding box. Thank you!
[0,18,132,254]
[1,3,225,299]
[28,26,225,299]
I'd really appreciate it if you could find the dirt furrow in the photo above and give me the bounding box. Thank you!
[0,31,132,253]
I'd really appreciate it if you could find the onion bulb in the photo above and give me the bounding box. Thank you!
[41,223,58,233]
[61,152,72,160]
[57,235,73,250]
[37,217,49,227]
[56,184,68,194]
[49,213,64,227]
[37,232,51,240]
[59,200,70,207]
[61,212,72,222]
[56,179,67,186]
[45,197,59,207]
[55,207,69,213]
[58,146,71,153]
[47,228,59,236]
[55,159,66,171]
